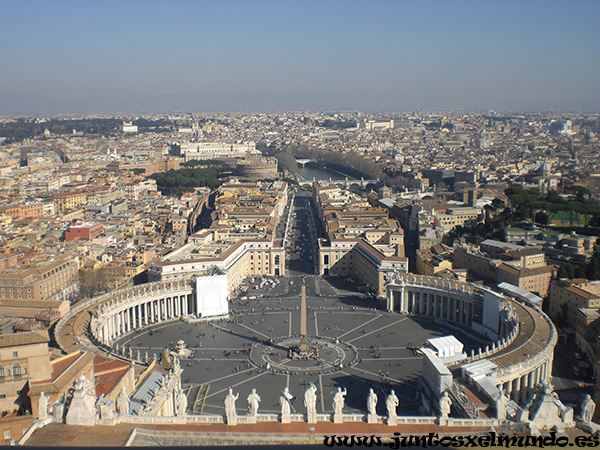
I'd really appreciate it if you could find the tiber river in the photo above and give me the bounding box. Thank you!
[295,164,352,182]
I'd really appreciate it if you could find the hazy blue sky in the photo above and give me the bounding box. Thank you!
[1,0,599,115]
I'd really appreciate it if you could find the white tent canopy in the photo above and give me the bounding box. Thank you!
[428,335,464,358]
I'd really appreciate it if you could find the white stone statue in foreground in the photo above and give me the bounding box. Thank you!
[116,386,130,416]
[38,392,49,420]
[304,383,317,423]
[333,387,347,416]
[176,389,188,417]
[280,387,294,423]
[496,390,508,421]
[581,394,596,424]
[386,390,399,419]
[224,388,239,425]
[439,391,452,419]
[367,388,378,416]
[247,388,261,416]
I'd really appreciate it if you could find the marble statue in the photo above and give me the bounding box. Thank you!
[247,388,261,416]
[386,390,399,418]
[66,374,98,426]
[224,388,239,425]
[439,391,452,419]
[367,388,378,416]
[82,375,96,399]
[116,386,130,416]
[38,391,49,419]
[176,390,188,417]
[280,387,294,417]
[496,390,508,421]
[332,387,347,416]
[51,400,65,422]
[97,395,115,420]
[581,394,596,424]
[172,356,181,373]
[304,382,317,423]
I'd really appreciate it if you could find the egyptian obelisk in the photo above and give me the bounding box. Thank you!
[299,276,308,353]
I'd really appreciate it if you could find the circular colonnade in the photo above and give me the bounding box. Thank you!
[55,273,556,407]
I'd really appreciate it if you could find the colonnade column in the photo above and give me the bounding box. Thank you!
[511,378,519,402]
[527,371,535,399]
[505,380,512,397]
[541,363,547,383]
[519,375,528,404]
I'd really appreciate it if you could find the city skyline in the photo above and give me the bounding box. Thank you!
[1,0,600,116]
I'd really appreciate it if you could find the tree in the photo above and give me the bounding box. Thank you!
[274,153,298,173]
[585,244,600,280]
[534,211,549,227]
[491,198,506,210]
[590,214,600,228]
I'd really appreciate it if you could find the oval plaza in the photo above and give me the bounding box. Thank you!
[54,268,557,429]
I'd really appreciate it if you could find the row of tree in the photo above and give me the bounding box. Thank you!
[555,244,600,281]
[505,187,600,226]
[0,117,179,144]
[273,144,382,180]
[0,118,122,143]
[180,159,232,169]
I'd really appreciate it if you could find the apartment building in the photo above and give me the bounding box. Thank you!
[454,242,556,296]
[148,231,285,295]
[314,182,408,298]
[0,330,51,416]
[548,279,600,329]
[0,254,79,302]
[64,223,104,241]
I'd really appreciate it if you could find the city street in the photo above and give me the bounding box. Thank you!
[115,183,488,417]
